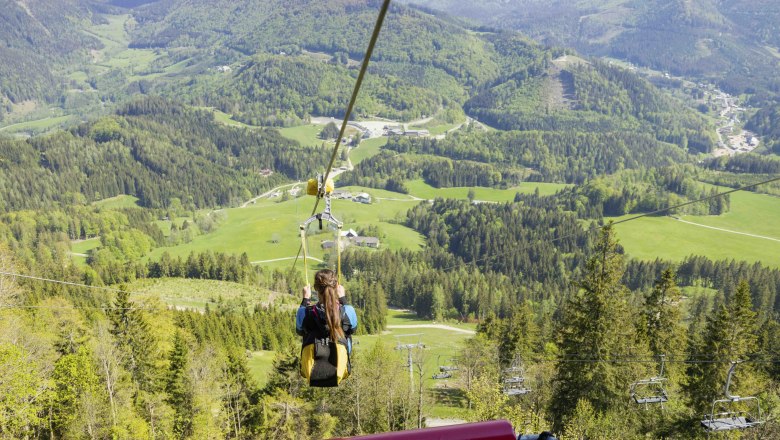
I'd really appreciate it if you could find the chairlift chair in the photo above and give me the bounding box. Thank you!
[701,361,764,433]
[503,378,530,396]
[630,354,669,408]
[432,372,453,380]
[502,357,530,396]
[437,355,458,373]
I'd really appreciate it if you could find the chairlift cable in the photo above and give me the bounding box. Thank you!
[0,270,291,310]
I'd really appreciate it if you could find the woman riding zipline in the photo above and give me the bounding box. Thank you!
[296,269,358,387]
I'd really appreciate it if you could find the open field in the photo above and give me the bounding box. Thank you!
[70,237,101,265]
[278,124,325,147]
[350,137,388,164]
[680,191,780,240]
[202,108,250,128]
[146,189,425,266]
[0,115,76,134]
[127,277,296,311]
[71,237,101,255]
[409,122,461,136]
[405,180,570,201]
[355,309,475,418]
[611,191,780,267]
[248,351,277,387]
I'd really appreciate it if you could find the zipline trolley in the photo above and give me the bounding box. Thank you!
[299,174,343,289]
[701,361,764,433]
[630,354,669,408]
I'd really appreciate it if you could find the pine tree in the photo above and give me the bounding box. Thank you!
[644,268,686,381]
[166,331,194,439]
[550,224,649,431]
[685,280,760,413]
[109,290,158,392]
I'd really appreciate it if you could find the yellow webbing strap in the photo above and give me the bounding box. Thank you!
[300,226,310,288]
[337,224,343,284]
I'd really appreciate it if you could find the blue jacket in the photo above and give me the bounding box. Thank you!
[296,297,358,353]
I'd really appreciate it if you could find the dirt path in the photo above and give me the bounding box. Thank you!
[251,256,323,264]
[241,182,302,208]
[387,324,475,335]
[674,218,780,243]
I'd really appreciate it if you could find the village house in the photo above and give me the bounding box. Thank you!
[404,129,430,137]
[353,193,371,204]
[353,236,380,248]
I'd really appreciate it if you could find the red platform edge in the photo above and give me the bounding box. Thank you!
[335,420,517,440]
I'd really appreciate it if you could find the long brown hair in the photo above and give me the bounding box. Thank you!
[313,269,345,342]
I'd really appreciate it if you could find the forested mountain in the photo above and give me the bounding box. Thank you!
[0,98,325,210]
[128,0,501,87]
[399,0,780,98]
[464,57,716,151]
[0,0,100,108]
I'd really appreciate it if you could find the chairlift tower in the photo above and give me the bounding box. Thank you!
[394,334,425,387]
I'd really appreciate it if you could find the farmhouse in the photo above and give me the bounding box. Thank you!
[332,190,353,199]
[353,236,380,248]
[353,193,371,204]
[404,129,430,137]
[340,229,359,239]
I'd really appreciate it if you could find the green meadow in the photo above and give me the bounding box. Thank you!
[208,108,250,128]
[70,237,101,265]
[612,191,780,267]
[278,124,326,147]
[349,137,388,164]
[248,351,278,387]
[0,115,76,134]
[146,188,425,267]
[127,277,296,311]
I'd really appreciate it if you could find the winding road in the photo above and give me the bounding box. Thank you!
[387,324,475,335]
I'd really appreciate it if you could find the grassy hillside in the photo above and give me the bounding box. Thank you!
[145,191,426,266]
[127,277,296,310]
[612,190,780,267]
[404,180,569,200]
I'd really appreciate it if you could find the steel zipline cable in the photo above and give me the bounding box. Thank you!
[292,0,392,272]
